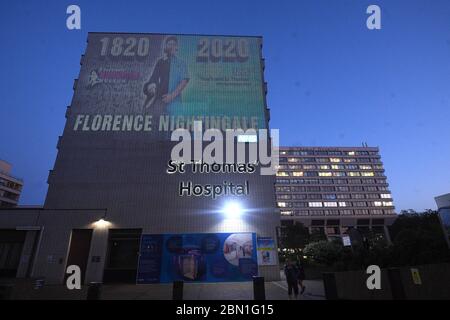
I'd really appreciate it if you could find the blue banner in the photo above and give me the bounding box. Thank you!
[136,233,257,283]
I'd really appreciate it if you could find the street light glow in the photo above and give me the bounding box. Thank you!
[222,202,243,219]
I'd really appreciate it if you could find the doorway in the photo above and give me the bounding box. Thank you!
[65,229,93,283]
[103,229,142,283]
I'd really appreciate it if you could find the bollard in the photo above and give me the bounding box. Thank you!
[387,268,406,300]
[322,273,338,300]
[86,282,102,300]
[253,276,265,300]
[173,280,184,300]
[34,278,45,290]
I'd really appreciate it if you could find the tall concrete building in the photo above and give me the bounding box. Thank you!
[276,146,397,241]
[0,160,23,208]
[435,193,450,249]
[0,33,280,284]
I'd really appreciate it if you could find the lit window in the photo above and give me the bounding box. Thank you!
[308,202,323,207]
[280,210,294,216]
[292,171,304,177]
[374,201,382,207]
[380,194,391,199]
[276,171,289,177]
[330,158,341,163]
[331,165,344,170]
[319,172,332,177]
[359,165,372,170]
[277,202,288,208]
[319,165,330,170]
[332,172,346,177]
[348,172,360,177]
[324,202,338,207]
[382,201,393,206]
[361,172,375,177]
[347,151,355,156]
[344,158,356,163]
[338,202,348,207]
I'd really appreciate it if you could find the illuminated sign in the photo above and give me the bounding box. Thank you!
[72,33,267,138]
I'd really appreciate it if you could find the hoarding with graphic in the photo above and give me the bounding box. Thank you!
[256,237,277,266]
[137,232,257,283]
[71,33,266,140]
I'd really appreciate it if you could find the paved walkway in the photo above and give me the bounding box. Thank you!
[7,271,325,300]
[100,279,325,300]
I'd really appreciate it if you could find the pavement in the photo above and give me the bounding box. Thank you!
[6,271,325,300]
[99,279,324,300]
[100,270,325,300]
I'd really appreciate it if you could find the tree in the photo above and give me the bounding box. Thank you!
[388,211,450,266]
[303,240,344,266]
[280,222,310,252]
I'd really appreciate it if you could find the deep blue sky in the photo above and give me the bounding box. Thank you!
[1,0,449,211]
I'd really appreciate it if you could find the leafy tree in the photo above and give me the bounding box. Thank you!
[280,222,310,252]
[303,240,343,266]
[388,211,450,266]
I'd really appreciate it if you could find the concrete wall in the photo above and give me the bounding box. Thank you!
[324,263,450,300]
[0,209,104,284]
[0,207,280,284]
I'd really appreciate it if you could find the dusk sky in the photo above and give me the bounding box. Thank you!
[1,0,449,211]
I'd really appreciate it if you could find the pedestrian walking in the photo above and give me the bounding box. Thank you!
[296,260,306,294]
[284,259,299,299]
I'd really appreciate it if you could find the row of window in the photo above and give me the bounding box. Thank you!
[280,209,395,216]
[276,178,384,186]
[0,190,19,201]
[280,150,378,156]
[276,178,388,186]
[0,178,22,191]
[277,193,392,200]
[276,171,382,177]
[277,201,394,208]
[276,185,389,193]
[277,164,384,170]
[280,157,381,164]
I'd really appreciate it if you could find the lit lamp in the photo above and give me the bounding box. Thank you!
[93,216,111,229]
[222,202,243,219]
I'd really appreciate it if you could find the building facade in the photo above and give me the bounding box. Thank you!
[0,160,23,208]
[276,146,397,241]
[435,193,450,249]
[0,33,280,284]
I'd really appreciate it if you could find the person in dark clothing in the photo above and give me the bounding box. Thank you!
[284,260,299,299]
[296,260,306,294]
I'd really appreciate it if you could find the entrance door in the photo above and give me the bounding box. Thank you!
[65,229,93,283]
[0,229,26,278]
[103,229,142,283]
